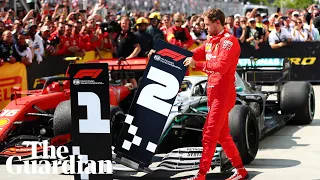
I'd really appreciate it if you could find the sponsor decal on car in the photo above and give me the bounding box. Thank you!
[0,109,20,117]
[188,152,202,157]
[238,58,283,67]
[0,118,9,127]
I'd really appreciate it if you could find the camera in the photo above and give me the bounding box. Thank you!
[47,36,61,47]
[100,21,121,33]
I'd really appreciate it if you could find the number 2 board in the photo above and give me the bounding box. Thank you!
[114,40,193,170]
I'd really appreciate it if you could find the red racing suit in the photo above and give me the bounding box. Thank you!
[192,29,244,175]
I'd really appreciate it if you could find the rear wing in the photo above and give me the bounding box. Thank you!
[64,57,148,81]
[237,57,291,84]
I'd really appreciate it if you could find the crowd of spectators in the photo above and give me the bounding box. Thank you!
[225,4,320,50]
[0,0,320,67]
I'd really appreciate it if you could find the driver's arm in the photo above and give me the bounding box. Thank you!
[192,43,206,71]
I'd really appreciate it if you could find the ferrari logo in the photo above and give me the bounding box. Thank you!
[0,118,9,127]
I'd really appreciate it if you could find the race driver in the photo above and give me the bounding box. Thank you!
[182,9,248,180]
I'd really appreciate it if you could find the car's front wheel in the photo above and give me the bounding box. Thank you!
[110,105,126,146]
[53,101,125,146]
[229,105,259,165]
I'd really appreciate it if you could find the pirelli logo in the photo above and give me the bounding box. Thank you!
[157,49,186,61]
[73,69,103,79]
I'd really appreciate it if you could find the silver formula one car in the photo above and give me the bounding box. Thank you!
[111,70,315,173]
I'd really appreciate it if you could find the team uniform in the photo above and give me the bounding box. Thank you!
[191,29,248,180]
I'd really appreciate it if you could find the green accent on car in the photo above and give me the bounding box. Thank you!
[236,86,243,92]
[196,106,208,112]
[237,58,283,67]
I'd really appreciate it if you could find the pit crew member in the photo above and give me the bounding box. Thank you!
[134,17,153,57]
[146,12,165,43]
[115,15,141,89]
[183,8,248,180]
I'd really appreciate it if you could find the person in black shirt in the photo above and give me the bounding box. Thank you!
[146,12,165,43]
[0,30,21,66]
[114,16,141,89]
[134,17,153,57]
[115,16,141,59]
[245,18,265,49]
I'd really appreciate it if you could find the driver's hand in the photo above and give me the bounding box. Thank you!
[147,49,156,59]
[183,57,196,68]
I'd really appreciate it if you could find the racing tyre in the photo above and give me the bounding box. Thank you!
[229,105,259,165]
[280,81,315,125]
[53,101,126,145]
[110,105,126,146]
[53,100,72,136]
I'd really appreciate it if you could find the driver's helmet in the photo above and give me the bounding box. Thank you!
[179,80,191,92]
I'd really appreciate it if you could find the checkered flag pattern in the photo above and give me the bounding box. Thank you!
[121,114,157,153]
[72,146,89,180]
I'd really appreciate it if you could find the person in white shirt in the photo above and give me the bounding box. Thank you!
[283,16,293,33]
[268,21,292,49]
[290,11,300,27]
[291,18,313,42]
[303,21,319,41]
[15,32,32,66]
[26,24,44,64]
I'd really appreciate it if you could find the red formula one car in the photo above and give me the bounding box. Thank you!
[0,58,146,159]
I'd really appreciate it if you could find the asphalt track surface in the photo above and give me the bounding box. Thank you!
[0,86,319,180]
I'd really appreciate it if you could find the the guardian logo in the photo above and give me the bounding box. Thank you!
[6,140,112,178]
